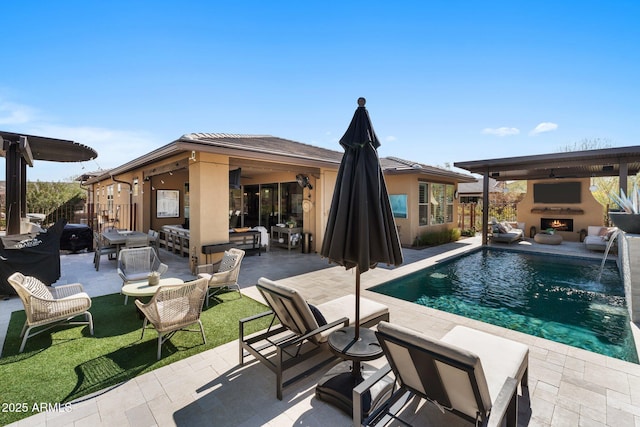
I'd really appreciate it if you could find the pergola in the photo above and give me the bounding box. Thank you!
[454,145,640,244]
[1,131,97,235]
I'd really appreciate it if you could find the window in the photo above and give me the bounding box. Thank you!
[430,183,455,224]
[419,182,454,226]
[418,182,429,226]
[107,185,114,213]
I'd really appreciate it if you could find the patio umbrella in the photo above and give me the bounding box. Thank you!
[320,97,403,340]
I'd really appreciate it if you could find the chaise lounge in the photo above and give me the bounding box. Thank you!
[355,322,529,426]
[239,277,389,400]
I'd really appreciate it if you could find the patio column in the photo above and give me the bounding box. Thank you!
[619,161,628,196]
[189,152,230,267]
[482,170,489,245]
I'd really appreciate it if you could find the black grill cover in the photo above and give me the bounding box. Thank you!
[60,223,94,253]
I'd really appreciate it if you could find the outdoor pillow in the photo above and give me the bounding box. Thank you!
[218,251,238,272]
[307,303,327,326]
[496,223,508,234]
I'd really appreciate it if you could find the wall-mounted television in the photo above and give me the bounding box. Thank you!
[533,182,581,204]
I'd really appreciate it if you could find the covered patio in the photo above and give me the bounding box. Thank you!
[454,145,640,245]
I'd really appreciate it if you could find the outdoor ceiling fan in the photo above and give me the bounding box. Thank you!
[296,174,313,190]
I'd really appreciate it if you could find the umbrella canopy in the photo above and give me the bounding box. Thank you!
[320,98,403,338]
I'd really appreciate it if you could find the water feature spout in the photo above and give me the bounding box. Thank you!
[598,228,621,282]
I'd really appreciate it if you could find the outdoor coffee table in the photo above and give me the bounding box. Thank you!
[316,326,393,419]
[121,277,184,304]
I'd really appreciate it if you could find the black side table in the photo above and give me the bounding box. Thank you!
[316,326,393,418]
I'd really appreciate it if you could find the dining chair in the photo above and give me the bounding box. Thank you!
[93,231,117,271]
[125,234,149,248]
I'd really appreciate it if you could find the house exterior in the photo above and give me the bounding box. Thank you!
[84,133,475,266]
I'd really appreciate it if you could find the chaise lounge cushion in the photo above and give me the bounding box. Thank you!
[257,277,389,343]
[377,322,528,421]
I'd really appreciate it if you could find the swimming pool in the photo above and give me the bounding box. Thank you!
[370,248,638,363]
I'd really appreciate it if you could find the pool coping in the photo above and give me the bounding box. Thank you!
[365,239,640,365]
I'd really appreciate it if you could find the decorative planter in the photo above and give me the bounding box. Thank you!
[148,273,160,286]
[609,212,640,234]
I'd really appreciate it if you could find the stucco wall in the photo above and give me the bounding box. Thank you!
[518,178,604,242]
[385,174,460,247]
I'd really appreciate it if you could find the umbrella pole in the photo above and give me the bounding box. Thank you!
[355,265,360,341]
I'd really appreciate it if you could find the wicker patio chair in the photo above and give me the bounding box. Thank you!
[118,247,169,303]
[355,322,529,427]
[135,278,208,359]
[7,272,94,353]
[196,248,245,306]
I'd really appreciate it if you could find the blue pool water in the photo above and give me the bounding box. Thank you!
[371,248,638,363]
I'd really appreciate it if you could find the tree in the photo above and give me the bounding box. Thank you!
[26,181,85,216]
[558,138,640,208]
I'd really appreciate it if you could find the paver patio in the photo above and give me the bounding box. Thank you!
[1,237,639,426]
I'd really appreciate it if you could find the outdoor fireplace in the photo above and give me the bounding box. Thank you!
[540,218,573,232]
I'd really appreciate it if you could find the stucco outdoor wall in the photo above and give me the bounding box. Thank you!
[385,175,461,247]
[518,178,604,242]
[318,168,337,251]
[190,152,230,264]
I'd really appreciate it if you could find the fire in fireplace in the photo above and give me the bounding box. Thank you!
[540,218,573,232]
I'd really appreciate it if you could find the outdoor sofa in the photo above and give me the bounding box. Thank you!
[490,221,525,243]
[584,226,618,252]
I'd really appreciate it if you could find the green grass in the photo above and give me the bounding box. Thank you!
[0,292,272,425]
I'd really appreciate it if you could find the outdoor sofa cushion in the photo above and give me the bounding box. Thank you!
[491,221,525,243]
[584,226,618,251]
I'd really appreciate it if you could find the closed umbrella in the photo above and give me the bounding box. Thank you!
[320,97,403,340]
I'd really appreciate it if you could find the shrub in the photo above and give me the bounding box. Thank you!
[414,228,461,247]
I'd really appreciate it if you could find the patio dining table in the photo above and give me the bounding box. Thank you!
[102,230,149,255]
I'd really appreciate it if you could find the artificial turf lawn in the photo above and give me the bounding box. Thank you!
[0,291,272,425]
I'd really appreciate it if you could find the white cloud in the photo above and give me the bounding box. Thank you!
[482,127,520,137]
[529,122,558,135]
[385,135,397,142]
[27,124,158,168]
[0,101,36,125]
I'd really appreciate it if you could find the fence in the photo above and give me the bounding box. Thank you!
[457,201,519,232]
[0,203,134,233]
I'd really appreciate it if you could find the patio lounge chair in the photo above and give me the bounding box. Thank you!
[355,322,529,427]
[7,272,93,353]
[135,278,208,359]
[239,277,389,400]
[118,247,169,303]
[196,248,245,306]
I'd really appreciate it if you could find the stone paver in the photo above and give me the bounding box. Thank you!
[1,236,639,426]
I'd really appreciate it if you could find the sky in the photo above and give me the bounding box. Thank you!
[1,1,639,181]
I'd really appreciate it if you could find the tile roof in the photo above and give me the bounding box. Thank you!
[179,133,344,164]
[381,156,476,181]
